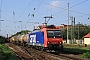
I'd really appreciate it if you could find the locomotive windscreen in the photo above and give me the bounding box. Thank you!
[47,30,62,38]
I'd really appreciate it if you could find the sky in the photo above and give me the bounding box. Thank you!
[0,0,90,37]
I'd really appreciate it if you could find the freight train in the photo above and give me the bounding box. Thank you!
[10,25,63,51]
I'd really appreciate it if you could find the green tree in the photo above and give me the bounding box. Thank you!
[62,28,67,40]
[62,23,90,40]
[0,36,5,44]
[10,30,31,38]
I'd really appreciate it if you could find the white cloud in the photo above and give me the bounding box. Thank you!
[47,0,63,8]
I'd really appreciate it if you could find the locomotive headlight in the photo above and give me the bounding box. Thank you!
[60,42,62,44]
[48,42,50,44]
[48,42,51,44]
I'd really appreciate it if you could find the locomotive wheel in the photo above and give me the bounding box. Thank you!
[22,43,24,47]
[55,50,60,54]
[27,44,30,48]
[40,47,43,51]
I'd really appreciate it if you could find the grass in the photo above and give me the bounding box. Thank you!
[0,44,17,60]
[63,47,90,53]
[63,44,90,59]
[63,44,90,53]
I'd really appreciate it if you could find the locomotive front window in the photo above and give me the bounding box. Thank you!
[47,30,62,38]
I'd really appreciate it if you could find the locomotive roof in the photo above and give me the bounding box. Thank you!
[36,25,60,29]
[31,29,42,33]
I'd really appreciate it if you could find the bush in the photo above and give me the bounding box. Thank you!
[0,44,17,60]
[0,37,5,44]
[81,52,90,59]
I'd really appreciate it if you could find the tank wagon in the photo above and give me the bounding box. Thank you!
[10,36,14,43]
[10,35,17,43]
[20,34,29,46]
[18,34,24,45]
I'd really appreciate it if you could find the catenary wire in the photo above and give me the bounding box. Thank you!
[16,0,34,21]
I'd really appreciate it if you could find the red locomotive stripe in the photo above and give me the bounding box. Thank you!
[42,28,48,47]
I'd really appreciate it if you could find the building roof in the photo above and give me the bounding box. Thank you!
[84,33,90,38]
[61,24,72,29]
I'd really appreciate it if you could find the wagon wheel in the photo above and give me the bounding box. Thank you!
[41,47,45,51]
[22,40,25,47]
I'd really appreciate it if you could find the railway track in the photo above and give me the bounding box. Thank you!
[5,43,87,60]
[6,43,33,60]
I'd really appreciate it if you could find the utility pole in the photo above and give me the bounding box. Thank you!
[0,0,2,35]
[78,22,80,40]
[71,17,75,43]
[73,17,75,42]
[70,16,73,43]
[67,3,69,43]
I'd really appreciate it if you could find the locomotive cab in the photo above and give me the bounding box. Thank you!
[41,25,63,50]
[47,30,63,50]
